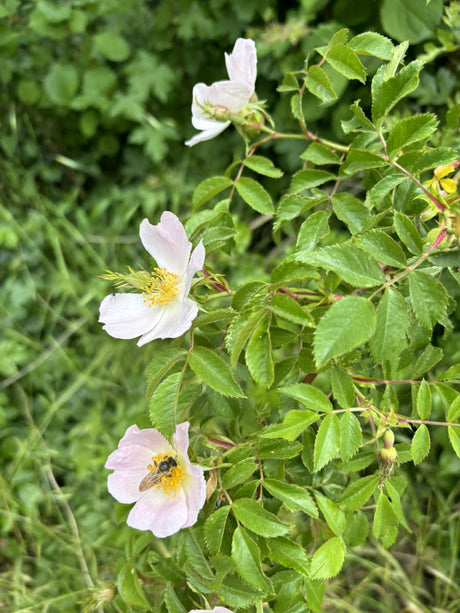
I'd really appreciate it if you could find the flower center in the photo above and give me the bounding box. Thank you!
[144,452,185,496]
[141,268,179,307]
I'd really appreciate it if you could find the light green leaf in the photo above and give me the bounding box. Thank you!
[146,348,186,398]
[310,536,346,579]
[163,584,187,613]
[331,367,355,409]
[325,44,366,82]
[416,380,432,420]
[245,314,274,388]
[307,243,385,287]
[279,383,332,413]
[448,426,460,460]
[332,193,369,234]
[262,410,319,441]
[269,537,310,576]
[372,61,422,122]
[218,576,263,608]
[314,297,377,368]
[365,174,407,209]
[188,346,245,398]
[340,412,362,462]
[387,114,438,156]
[409,271,449,329]
[296,210,330,252]
[372,493,399,548]
[394,212,423,255]
[340,149,386,176]
[269,293,314,327]
[204,506,231,556]
[348,32,394,59]
[192,176,232,208]
[149,372,181,441]
[304,65,337,102]
[232,499,290,538]
[412,345,443,379]
[411,424,430,465]
[355,230,407,268]
[290,170,336,194]
[118,564,151,609]
[44,63,79,105]
[370,288,410,363]
[244,155,283,178]
[315,493,346,535]
[223,460,258,489]
[232,527,273,593]
[227,309,266,370]
[94,31,130,62]
[341,100,375,133]
[380,0,444,44]
[314,413,341,472]
[263,479,318,517]
[339,474,379,511]
[301,143,341,165]
[290,92,303,121]
[235,177,274,214]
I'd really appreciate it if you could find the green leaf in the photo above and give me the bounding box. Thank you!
[296,210,330,252]
[331,367,355,409]
[94,31,130,62]
[380,0,444,44]
[192,176,232,208]
[331,193,369,234]
[416,380,432,421]
[387,114,438,156]
[279,383,332,413]
[370,288,410,363]
[245,314,274,388]
[339,474,379,511]
[393,212,423,255]
[448,426,460,460]
[244,155,283,178]
[372,493,399,548]
[269,293,314,327]
[227,309,266,370]
[409,271,449,329]
[365,174,407,210]
[340,149,386,176]
[340,412,362,462]
[325,45,366,82]
[188,346,245,398]
[341,100,375,133]
[301,143,341,165]
[263,479,318,517]
[290,170,336,194]
[307,243,385,287]
[310,536,346,579]
[163,583,187,613]
[304,65,337,102]
[355,230,407,268]
[118,564,150,609]
[149,372,181,441]
[204,506,231,556]
[412,345,443,379]
[44,63,79,105]
[305,580,326,613]
[348,32,394,59]
[146,348,186,398]
[262,410,319,441]
[232,499,290,538]
[222,460,258,489]
[314,297,377,368]
[258,439,303,460]
[372,61,422,122]
[235,177,274,214]
[411,424,430,465]
[315,493,346,536]
[218,575,263,608]
[232,527,273,593]
[290,93,303,121]
[269,537,310,576]
[314,413,341,472]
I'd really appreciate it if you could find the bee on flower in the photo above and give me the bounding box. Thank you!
[105,422,206,538]
[99,212,205,346]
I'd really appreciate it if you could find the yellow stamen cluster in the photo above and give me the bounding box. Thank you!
[148,452,185,495]
[141,268,179,307]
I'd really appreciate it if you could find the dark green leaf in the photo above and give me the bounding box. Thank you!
[269,537,310,576]
[245,314,274,388]
[223,460,258,489]
[304,65,337,102]
[204,506,231,556]
[244,155,284,178]
[331,367,355,409]
[296,210,330,252]
[232,527,273,592]
[340,412,362,462]
[370,288,410,363]
[355,230,407,268]
[380,0,444,44]
[339,474,379,511]
[409,271,449,329]
[263,479,318,517]
[411,424,430,465]
[262,410,319,441]
[149,372,181,441]
[394,212,422,255]
[314,413,341,471]
[372,61,422,122]
[387,114,438,156]
[270,293,314,327]
[290,170,336,194]
[332,193,369,234]
[235,177,274,214]
[188,347,245,398]
[307,243,385,287]
[192,176,232,208]
[233,499,290,537]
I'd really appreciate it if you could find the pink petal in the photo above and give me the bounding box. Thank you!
[172,422,190,456]
[107,469,145,504]
[182,464,206,529]
[105,443,152,472]
[117,424,171,453]
[127,487,188,537]
[139,213,192,276]
[137,298,198,346]
[225,38,257,94]
[99,293,157,339]
[183,241,205,295]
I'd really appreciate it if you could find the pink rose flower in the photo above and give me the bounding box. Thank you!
[105,422,206,538]
[185,38,257,146]
[99,212,205,346]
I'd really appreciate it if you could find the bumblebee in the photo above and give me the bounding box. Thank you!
[138,454,178,492]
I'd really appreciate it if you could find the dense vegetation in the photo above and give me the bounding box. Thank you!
[1,1,459,611]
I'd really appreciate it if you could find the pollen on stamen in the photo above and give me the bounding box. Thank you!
[141,268,179,307]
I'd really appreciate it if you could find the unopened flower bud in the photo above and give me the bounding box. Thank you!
[383,429,394,450]
[379,446,397,466]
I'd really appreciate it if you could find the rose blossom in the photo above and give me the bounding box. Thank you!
[99,211,204,346]
[105,422,206,538]
[185,38,257,146]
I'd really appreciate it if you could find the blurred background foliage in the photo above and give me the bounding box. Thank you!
[0,0,459,611]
